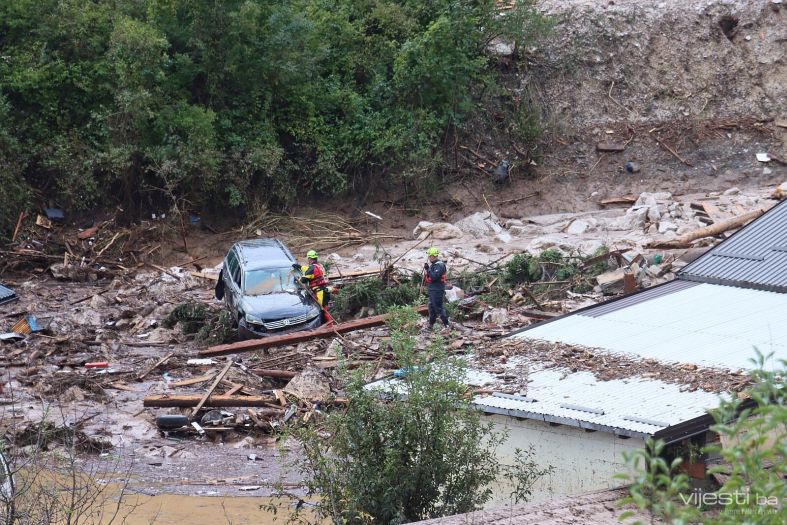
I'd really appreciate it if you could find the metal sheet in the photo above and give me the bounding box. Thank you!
[680,200,787,291]
[517,283,786,370]
[472,367,722,438]
[0,284,17,306]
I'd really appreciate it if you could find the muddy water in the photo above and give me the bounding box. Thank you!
[105,493,287,525]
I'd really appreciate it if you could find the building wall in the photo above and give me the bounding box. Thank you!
[484,413,646,507]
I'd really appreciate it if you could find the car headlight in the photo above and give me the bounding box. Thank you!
[245,312,263,325]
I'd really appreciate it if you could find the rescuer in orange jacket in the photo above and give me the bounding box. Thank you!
[293,250,331,308]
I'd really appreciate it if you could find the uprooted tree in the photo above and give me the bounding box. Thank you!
[274,307,552,524]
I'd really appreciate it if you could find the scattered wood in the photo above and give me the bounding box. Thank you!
[190,359,234,420]
[200,305,428,357]
[599,196,637,206]
[250,369,298,380]
[144,394,276,408]
[170,374,215,387]
[189,271,219,281]
[498,192,538,206]
[77,224,100,240]
[648,207,768,249]
[137,352,174,381]
[656,139,693,166]
[595,141,625,152]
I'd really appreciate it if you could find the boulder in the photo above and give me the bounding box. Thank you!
[412,221,463,240]
[284,367,331,403]
[454,211,503,238]
[658,221,679,233]
[567,219,594,235]
[482,308,509,326]
[596,268,628,295]
[605,206,648,231]
[528,235,572,254]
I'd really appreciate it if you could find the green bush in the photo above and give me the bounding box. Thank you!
[284,306,553,523]
[0,0,551,221]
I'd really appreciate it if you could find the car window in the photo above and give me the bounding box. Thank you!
[243,268,297,295]
[227,250,241,287]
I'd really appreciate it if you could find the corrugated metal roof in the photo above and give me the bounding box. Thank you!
[679,200,787,291]
[516,283,786,371]
[0,284,17,306]
[473,366,722,440]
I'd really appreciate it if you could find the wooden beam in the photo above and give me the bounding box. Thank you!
[144,394,275,408]
[137,352,174,381]
[199,305,428,358]
[190,359,233,420]
[250,369,298,379]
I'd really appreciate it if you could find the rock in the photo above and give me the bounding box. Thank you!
[633,193,662,222]
[445,286,466,303]
[658,221,679,233]
[723,187,741,196]
[73,308,102,326]
[482,308,509,325]
[326,253,342,262]
[527,235,571,254]
[772,181,787,200]
[596,268,628,295]
[606,206,648,231]
[567,219,593,235]
[625,161,640,173]
[284,367,331,403]
[454,211,503,238]
[90,294,110,308]
[764,167,772,175]
[508,225,533,236]
[504,219,524,228]
[477,244,499,254]
[413,221,463,240]
[489,41,514,56]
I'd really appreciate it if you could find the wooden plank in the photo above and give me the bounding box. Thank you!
[199,305,429,357]
[599,196,636,207]
[137,352,174,381]
[144,394,275,408]
[170,374,215,387]
[250,369,297,379]
[190,359,233,420]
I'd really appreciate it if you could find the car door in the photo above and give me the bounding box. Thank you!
[224,249,242,320]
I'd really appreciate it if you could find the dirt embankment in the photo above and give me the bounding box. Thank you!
[427,0,786,223]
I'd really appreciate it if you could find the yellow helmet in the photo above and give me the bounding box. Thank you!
[426,247,439,257]
[306,250,318,259]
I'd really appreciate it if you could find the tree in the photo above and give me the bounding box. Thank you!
[281,307,551,524]
[617,351,786,525]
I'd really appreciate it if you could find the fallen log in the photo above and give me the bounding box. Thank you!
[648,207,768,249]
[678,208,766,244]
[200,305,429,358]
[144,394,276,408]
[250,369,298,379]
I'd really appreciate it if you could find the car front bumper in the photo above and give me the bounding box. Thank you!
[238,314,323,340]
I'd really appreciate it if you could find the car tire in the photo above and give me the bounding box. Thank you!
[155,415,189,429]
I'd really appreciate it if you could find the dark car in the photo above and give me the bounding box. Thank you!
[215,239,322,338]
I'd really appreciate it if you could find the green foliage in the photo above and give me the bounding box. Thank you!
[617,351,787,525]
[0,0,550,223]
[331,275,424,320]
[163,301,234,345]
[286,306,552,524]
[503,253,536,285]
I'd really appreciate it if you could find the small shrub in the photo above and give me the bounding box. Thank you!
[503,253,536,285]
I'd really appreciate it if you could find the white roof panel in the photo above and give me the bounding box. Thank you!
[516,283,786,371]
[472,367,723,439]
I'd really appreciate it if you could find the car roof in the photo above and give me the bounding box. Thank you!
[232,239,295,271]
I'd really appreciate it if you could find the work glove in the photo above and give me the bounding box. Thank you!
[300,276,309,284]
[423,263,429,271]
[292,263,300,271]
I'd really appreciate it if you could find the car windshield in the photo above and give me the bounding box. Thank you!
[243,268,297,295]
